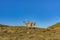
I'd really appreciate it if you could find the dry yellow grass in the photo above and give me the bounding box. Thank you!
[0,23,60,40]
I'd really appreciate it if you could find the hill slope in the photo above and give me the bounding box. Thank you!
[0,24,8,27]
[48,22,60,29]
[0,26,60,40]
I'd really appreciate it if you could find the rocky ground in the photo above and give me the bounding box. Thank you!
[0,26,60,40]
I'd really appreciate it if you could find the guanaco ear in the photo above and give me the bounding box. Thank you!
[34,22,36,25]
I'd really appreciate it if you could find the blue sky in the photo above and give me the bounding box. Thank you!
[0,0,60,28]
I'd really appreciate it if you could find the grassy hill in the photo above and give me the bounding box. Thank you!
[0,23,60,40]
[48,22,60,29]
[0,24,8,27]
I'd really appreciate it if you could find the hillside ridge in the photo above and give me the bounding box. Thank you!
[48,22,60,29]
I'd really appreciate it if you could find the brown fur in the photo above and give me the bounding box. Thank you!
[23,21,36,27]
